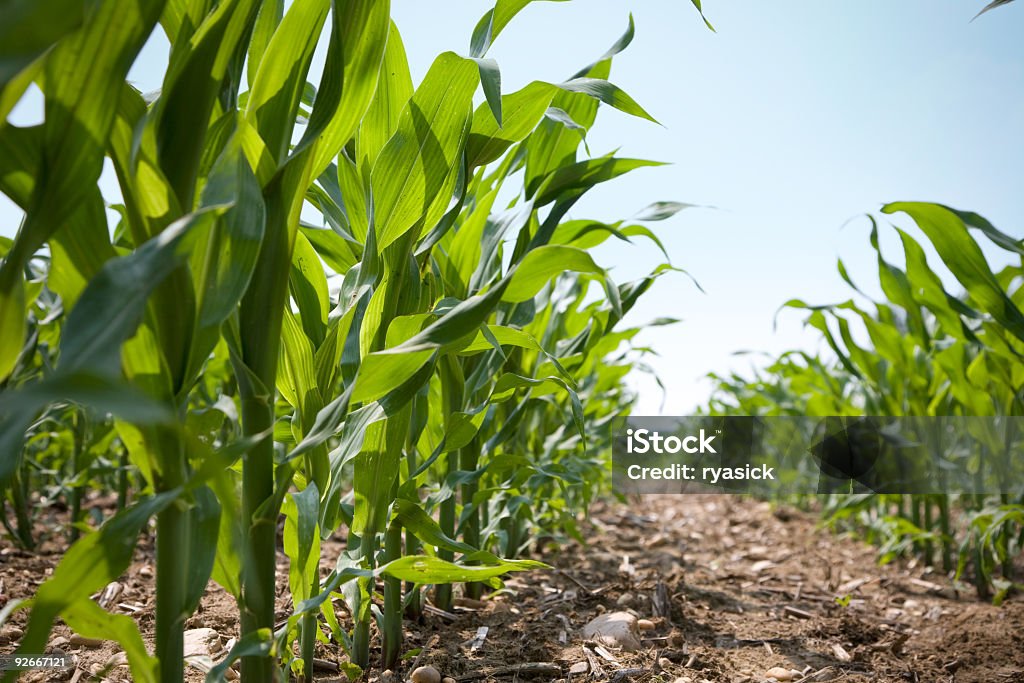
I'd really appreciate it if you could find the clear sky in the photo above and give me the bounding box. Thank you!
[3,1,1023,414]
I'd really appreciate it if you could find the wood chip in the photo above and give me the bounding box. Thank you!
[467,626,488,652]
[312,658,339,672]
[907,578,944,593]
[831,643,852,662]
[610,667,647,682]
[652,582,672,619]
[422,604,458,622]
[568,662,589,675]
[588,643,619,663]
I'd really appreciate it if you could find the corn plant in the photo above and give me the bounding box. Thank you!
[0,0,696,680]
[706,203,1024,600]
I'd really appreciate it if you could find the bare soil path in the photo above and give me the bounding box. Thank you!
[1,494,1021,682]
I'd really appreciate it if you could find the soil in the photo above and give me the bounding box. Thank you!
[1,493,1022,683]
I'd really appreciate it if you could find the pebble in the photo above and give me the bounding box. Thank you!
[0,626,23,644]
[183,628,222,658]
[658,657,673,670]
[411,665,442,683]
[764,667,800,681]
[442,678,457,683]
[616,592,634,606]
[637,619,656,631]
[69,634,104,648]
[379,670,398,683]
[569,662,589,675]
[105,652,129,668]
[672,678,693,683]
[581,611,642,651]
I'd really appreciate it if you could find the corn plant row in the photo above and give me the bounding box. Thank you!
[704,203,1024,602]
[0,1,694,680]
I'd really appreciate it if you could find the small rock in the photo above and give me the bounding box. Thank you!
[658,657,673,670]
[442,678,457,683]
[569,662,589,675]
[411,665,442,683]
[673,678,693,683]
[49,636,69,649]
[137,565,153,579]
[184,628,222,658]
[581,611,642,651]
[764,667,800,681]
[105,652,129,668]
[637,619,656,631]
[616,592,634,606]
[1,626,24,639]
[69,634,104,648]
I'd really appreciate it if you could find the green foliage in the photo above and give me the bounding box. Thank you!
[705,203,1024,600]
[0,0,691,679]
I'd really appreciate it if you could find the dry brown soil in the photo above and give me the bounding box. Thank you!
[1,494,1021,682]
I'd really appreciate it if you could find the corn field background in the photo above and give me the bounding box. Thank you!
[0,0,1022,682]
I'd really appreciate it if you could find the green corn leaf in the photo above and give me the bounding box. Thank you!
[187,134,266,380]
[205,629,275,683]
[535,156,664,206]
[558,77,657,123]
[62,599,158,683]
[372,51,479,250]
[284,483,321,602]
[246,0,283,88]
[184,486,222,619]
[894,227,980,340]
[304,0,392,179]
[148,0,261,205]
[289,230,330,346]
[883,202,1024,344]
[466,81,558,168]
[245,0,330,162]
[944,205,1024,259]
[379,554,547,585]
[973,0,1017,21]
[0,0,88,91]
[688,0,716,31]
[470,0,572,58]
[356,20,414,168]
[61,207,226,377]
[633,200,698,221]
[501,245,604,303]
[472,57,503,126]
[569,12,635,80]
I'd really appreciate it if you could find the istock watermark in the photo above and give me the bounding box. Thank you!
[625,428,718,454]
[612,416,1024,495]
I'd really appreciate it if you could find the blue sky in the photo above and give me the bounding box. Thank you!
[3,1,1023,413]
